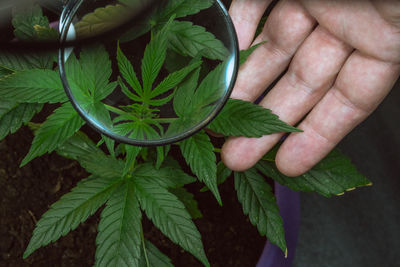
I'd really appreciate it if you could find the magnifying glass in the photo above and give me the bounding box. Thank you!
[59,0,239,146]
[3,0,239,146]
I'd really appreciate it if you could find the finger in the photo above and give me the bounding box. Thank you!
[276,51,400,176]
[231,0,316,101]
[222,26,353,171]
[229,0,273,49]
[299,0,400,63]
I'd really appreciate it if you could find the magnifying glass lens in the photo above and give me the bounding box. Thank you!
[59,0,238,146]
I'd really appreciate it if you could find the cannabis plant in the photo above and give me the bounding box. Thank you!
[0,1,371,266]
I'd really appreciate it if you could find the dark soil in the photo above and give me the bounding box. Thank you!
[0,125,266,267]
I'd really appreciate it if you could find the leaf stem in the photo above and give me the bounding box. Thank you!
[213,147,221,153]
[140,223,150,267]
[152,117,178,123]
[104,104,127,115]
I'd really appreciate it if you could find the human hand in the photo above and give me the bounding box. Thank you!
[222,0,400,176]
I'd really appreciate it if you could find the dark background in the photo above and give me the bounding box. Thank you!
[293,78,400,267]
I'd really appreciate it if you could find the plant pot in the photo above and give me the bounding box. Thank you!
[257,183,300,267]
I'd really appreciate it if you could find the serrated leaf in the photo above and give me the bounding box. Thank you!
[12,4,49,41]
[155,145,170,169]
[234,169,286,252]
[120,0,213,42]
[23,175,122,259]
[0,50,55,71]
[33,25,59,41]
[149,60,202,99]
[57,132,124,178]
[134,177,209,267]
[86,101,113,129]
[95,182,142,267]
[57,131,103,159]
[169,21,229,61]
[134,163,196,189]
[141,17,173,97]
[200,161,232,192]
[21,102,85,166]
[0,102,42,141]
[173,67,201,117]
[75,4,132,39]
[102,135,116,158]
[79,45,113,101]
[209,99,301,137]
[124,145,142,176]
[170,187,203,219]
[139,240,173,267]
[256,149,372,197]
[155,0,213,23]
[188,60,228,118]
[117,43,143,96]
[239,42,266,66]
[179,131,221,205]
[0,69,67,103]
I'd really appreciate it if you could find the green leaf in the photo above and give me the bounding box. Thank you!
[149,60,202,99]
[0,69,67,103]
[154,0,213,23]
[0,49,55,71]
[173,67,201,117]
[234,169,286,252]
[21,102,85,166]
[86,101,113,129]
[23,175,122,259]
[169,21,229,61]
[57,132,124,178]
[134,163,196,189]
[190,61,227,115]
[12,4,49,41]
[119,77,142,102]
[95,181,142,267]
[0,101,42,141]
[120,0,213,42]
[200,161,232,192]
[155,145,170,169]
[209,99,301,137]
[57,131,103,159]
[164,50,192,73]
[79,45,113,101]
[141,18,173,97]
[124,145,142,176]
[102,135,116,158]
[0,67,13,77]
[33,25,59,41]
[139,240,173,267]
[257,149,372,197]
[117,43,143,98]
[75,4,132,39]
[134,177,209,267]
[239,42,266,66]
[179,131,221,205]
[170,187,203,219]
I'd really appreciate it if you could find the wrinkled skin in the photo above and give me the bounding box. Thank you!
[222,0,400,176]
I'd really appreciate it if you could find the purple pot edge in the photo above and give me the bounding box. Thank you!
[256,183,300,267]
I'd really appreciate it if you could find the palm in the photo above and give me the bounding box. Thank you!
[222,0,400,176]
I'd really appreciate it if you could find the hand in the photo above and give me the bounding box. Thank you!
[222,0,400,176]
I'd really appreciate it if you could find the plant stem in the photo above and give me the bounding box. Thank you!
[104,104,177,123]
[153,117,178,123]
[140,223,150,267]
[213,147,222,153]
[104,104,127,115]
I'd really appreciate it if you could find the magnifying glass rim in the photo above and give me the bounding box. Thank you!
[58,0,239,147]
